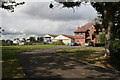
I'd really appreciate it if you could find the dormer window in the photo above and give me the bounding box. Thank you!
[76,33,79,36]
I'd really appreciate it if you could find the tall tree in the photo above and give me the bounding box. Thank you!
[50,0,120,55]
[29,37,36,42]
[50,0,120,70]
[37,37,44,42]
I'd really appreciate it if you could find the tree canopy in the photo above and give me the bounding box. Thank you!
[0,0,25,12]
[50,0,120,70]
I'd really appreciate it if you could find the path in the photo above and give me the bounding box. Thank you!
[17,46,119,79]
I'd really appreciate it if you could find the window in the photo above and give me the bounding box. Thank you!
[76,33,79,36]
[80,33,83,36]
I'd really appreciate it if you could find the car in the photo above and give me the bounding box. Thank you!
[85,43,89,46]
[66,42,74,46]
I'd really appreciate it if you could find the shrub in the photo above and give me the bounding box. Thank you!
[56,40,64,45]
[98,32,107,45]
[109,40,120,70]
[109,40,120,56]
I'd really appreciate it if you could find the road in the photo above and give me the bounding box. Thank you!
[17,46,119,79]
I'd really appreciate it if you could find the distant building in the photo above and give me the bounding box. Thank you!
[13,39,20,44]
[43,34,57,43]
[52,34,74,44]
[74,22,99,46]
[43,22,101,46]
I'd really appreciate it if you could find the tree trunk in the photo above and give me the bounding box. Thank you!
[103,9,113,57]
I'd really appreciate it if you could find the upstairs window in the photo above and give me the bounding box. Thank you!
[76,33,79,36]
[80,33,83,36]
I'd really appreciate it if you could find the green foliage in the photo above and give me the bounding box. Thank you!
[92,33,96,40]
[52,1,81,8]
[37,37,44,42]
[2,40,13,46]
[28,37,36,42]
[94,24,103,34]
[109,40,120,56]
[109,40,120,70]
[22,38,26,41]
[56,47,106,66]
[56,40,64,45]
[0,0,25,12]
[2,45,60,78]
[98,32,106,45]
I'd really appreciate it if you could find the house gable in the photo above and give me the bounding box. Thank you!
[54,35,72,40]
[43,34,57,43]
[44,34,54,38]
[74,22,98,46]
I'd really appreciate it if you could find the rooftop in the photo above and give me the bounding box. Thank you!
[74,22,96,33]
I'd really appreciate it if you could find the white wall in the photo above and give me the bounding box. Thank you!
[54,35,71,40]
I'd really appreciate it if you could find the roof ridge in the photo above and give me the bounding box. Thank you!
[48,34,58,37]
[61,34,74,39]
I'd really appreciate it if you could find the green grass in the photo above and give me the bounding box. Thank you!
[1,44,62,78]
[55,47,112,69]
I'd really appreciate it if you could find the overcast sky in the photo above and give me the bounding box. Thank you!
[0,2,98,40]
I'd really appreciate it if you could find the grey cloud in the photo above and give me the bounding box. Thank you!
[22,2,97,21]
[1,2,98,40]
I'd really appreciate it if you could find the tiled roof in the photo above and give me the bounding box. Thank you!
[48,34,58,37]
[74,22,96,33]
[61,34,74,39]
[74,27,86,32]
[74,36,85,39]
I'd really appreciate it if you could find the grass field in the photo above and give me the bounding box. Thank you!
[55,47,113,69]
[2,45,114,78]
[1,45,62,78]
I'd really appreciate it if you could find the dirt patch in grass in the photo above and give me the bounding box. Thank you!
[55,47,114,70]
[2,45,62,78]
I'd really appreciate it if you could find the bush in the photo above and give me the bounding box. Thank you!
[56,40,64,45]
[2,40,13,46]
[109,40,120,56]
[98,32,107,45]
[109,40,120,71]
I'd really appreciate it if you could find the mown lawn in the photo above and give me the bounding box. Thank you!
[1,45,62,78]
[55,47,113,69]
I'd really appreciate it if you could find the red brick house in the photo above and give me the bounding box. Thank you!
[74,22,98,46]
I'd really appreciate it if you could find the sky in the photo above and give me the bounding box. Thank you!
[0,1,98,40]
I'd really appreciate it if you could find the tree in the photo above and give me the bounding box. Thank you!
[0,0,25,12]
[37,37,44,42]
[50,1,120,70]
[22,38,26,41]
[29,37,36,42]
[98,32,106,45]
[56,40,64,45]
[53,2,118,46]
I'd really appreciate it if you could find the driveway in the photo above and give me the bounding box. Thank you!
[17,46,119,79]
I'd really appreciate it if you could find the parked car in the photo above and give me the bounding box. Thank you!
[19,41,25,45]
[85,43,89,46]
[66,42,74,46]
[89,42,94,46]
[85,42,94,47]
